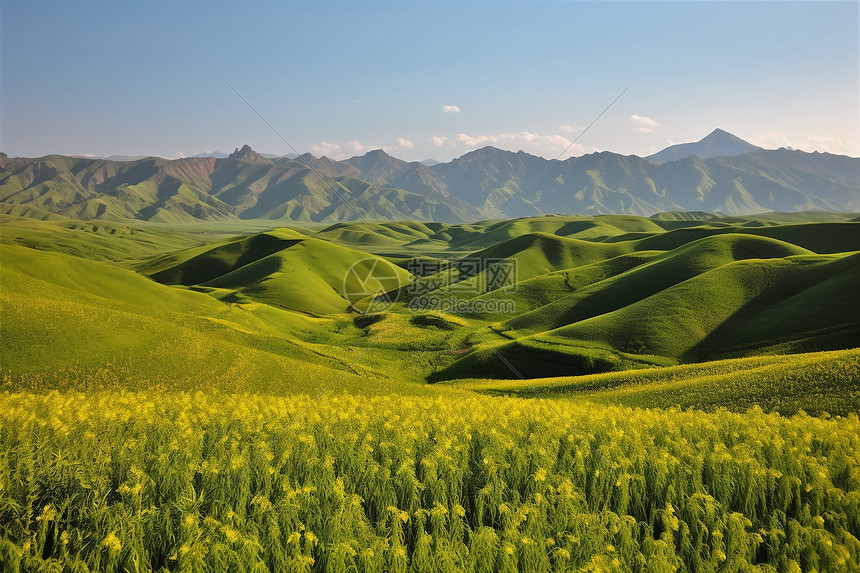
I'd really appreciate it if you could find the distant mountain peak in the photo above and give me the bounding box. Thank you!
[648,129,761,163]
[702,128,750,145]
[191,150,229,159]
[341,148,412,183]
[228,144,271,163]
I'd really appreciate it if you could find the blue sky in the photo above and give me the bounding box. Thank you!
[2,1,858,161]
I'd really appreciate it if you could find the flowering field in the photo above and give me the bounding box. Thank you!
[1,390,858,572]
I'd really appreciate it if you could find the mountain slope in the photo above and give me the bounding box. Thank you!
[499,234,814,336]
[0,148,481,223]
[2,133,858,223]
[2,212,857,388]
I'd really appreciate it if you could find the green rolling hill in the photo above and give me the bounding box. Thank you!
[541,252,858,359]
[497,234,814,336]
[0,243,370,394]
[146,228,414,315]
[415,223,859,382]
[1,211,858,413]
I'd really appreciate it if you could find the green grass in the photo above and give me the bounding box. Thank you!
[427,336,674,382]
[632,221,860,254]
[145,228,414,315]
[542,253,859,361]
[0,243,434,395]
[500,233,814,337]
[3,213,858,388]
[0,217,216,265]
[467,251,662,319]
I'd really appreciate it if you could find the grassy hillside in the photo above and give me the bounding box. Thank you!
[543,253,858,359]
[498,234,813,336]
[146,228,414,315]
[3,212,857,388]
[0,216,214,264]
[0,243,435,395]
[2,211,857,390]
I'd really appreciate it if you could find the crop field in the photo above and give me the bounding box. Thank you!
[1,391,859,572]
[1,213,859,571]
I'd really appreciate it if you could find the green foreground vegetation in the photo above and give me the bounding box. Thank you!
[1,212,859,571]
[1,392,858,572]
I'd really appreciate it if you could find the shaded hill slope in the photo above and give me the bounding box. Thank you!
[146,228,413,315]
[498,234,814,335]
[447,348,860,416]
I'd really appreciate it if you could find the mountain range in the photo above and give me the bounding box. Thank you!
[2,130,857,223]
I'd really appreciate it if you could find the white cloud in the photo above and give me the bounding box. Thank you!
[806,135,850,154]
[311,141,344,158]
[347,140,366,153]
[319,141,377,158]
[312,137,413,159]
[431,135,448,147]
[629,114,661,128]
[442,105,460,113]
[748,132,793,150]
[558,125,581,133]
[749,132,853,154]
[454,131,585,158]
[386,137,414,151]
[632,127,655,134]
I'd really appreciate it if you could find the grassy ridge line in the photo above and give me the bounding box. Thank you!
[309,216,860,253]
[143,228,415,315]
[630,221,860,254]
[448,348,860,415]
[403,232,635,301]
[467,251,663,320]
[3,214,859,388]
[1,391,857,571]
[543,253,858,359]
[434,250,858,381]
[499,233,814,336]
